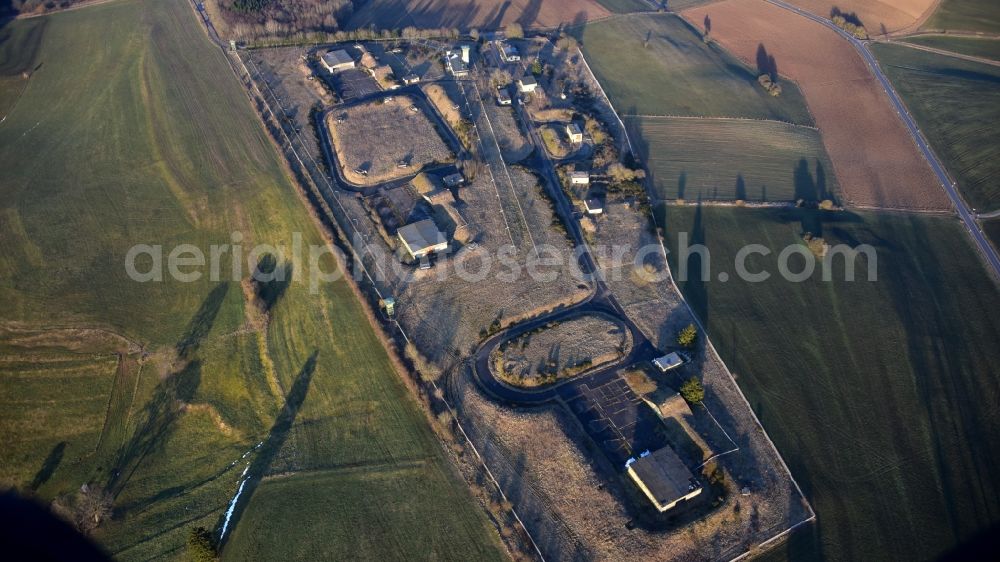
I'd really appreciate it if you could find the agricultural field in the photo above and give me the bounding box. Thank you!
[593,0,651,13]
[482,99,532,162]
[783,0,937,34]
[683,0,950,210]
[661,205,1000,561]
[495,314,626,385]
[577,13,814,124]
[223,464,506,561]
[922,0,1000,33]
[328,95,455,185]
[346,0,611,31]
[626,116,838,201]
[901,34,1000,60]
[984,218,1000,253]
[872,42,1000,211]
[0,0,503,559]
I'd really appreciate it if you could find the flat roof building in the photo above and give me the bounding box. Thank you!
[402,73,420,85]
[397,219,448,259]
[518,75,537,93]
[321,49,355,73]
[584,198,604,215]
[499,42,520,62]
[566,123,583,144]
[570,170,590,185]
[446,52,469,76]
[653,352,685,372]
[442,172,465,188]
[497,89,512,105]
[626,447,702,512]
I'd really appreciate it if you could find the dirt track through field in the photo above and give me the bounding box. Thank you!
[684,0,951,210]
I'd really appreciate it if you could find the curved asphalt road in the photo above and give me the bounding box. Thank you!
[765,0,1000,278]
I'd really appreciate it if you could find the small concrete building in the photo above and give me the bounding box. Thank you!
[497,88,512,106]
[570,171,590,185]
[584,198,604,215]
[398,219,448,259]
[566,123,583,144]
[517,75,537,93]
[626,447,702,512]
[321,49,355,73]
[653,352,686,372]
[402,73,421,85]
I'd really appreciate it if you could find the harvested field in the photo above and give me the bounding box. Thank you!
[327,95,454,185]
[346,0,611,31]
[578,14,814,124]
[783,0,938,34]
[922,0,1000,33]
[683,0,951,210]
[626,116,838,201]
[872,42,1000,211]
[985,217,1000,252]
[496,314,627,385]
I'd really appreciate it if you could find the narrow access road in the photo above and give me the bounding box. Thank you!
[766,0,1000,279]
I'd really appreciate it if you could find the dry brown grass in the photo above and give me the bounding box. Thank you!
[327,95,454,185]
[684,0,950,210]
[498,314,626,384]
[782,0,938,34]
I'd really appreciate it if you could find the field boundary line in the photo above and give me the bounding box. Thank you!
[622,113,821,131]
[879,38,1000,67]
[575,46,635,158]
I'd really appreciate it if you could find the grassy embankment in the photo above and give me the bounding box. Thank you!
[0,1,504,560]
[662,205,1000,561]
[579,14,835,202]
[872,42,1000,212]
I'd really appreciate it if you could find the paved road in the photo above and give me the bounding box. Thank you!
[765,0,1000,278]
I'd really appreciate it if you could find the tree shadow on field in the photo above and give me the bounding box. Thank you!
[29,442,67,491]
[176,283,231,361]
[252,253,292,313]
[107,283,230,495]
[216,351,319,547]
[734,174,747,201]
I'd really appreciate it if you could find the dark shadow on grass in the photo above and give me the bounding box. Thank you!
[735,174,746,201]
[176,283,231,361]
[252,254,292,313]
[29,442,66,491]
[216,350,319,548]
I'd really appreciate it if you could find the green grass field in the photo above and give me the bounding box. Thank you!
[902,35,1000,60]
[984,218,1000,253]
[872,42,1000,212]
[922,0,1000,33]
[594,0,651,13]
[577,13,814,125]
[626,116,837,201]
[0,1,503,559]
[661,205,1000,560]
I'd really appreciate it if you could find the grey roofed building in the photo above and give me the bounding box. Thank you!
[397,219,448,259]
[626,446,702,512]
[517,74,537,92]
[321,49,355,72]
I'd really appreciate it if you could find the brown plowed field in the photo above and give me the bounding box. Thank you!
[347,0,611,31]
[684,0,951,210]
[782,0,939,34]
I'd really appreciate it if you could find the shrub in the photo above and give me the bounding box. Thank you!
[680,376,705,404]
[505,22,523,39]
[186,527,217,562]
[677,323,698,348]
